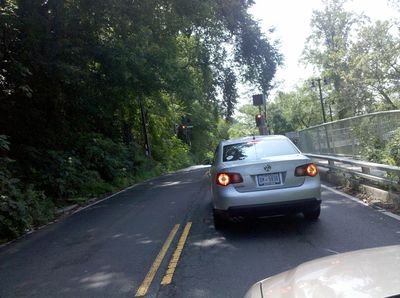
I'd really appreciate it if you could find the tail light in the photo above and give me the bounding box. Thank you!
[216,172,243,186]
[295,163,318,177]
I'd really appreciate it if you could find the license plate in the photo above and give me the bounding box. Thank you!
[257,173,281,186]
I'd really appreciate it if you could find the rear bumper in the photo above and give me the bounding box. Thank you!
[215,198,321,218]
[212,176,321,211]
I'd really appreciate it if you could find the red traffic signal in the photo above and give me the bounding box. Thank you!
[255,114,264,127]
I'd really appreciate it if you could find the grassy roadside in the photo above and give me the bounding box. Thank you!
[0,166,170,246]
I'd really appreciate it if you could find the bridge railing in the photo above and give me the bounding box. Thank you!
[298,110,400,158]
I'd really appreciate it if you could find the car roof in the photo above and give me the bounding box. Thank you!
[220,135,289,146]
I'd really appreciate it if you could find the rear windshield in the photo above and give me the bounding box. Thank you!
[222,139,299,162]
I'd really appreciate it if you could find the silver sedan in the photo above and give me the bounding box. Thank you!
[210,135,321,229]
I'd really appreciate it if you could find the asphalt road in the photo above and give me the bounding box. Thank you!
[0,166,399,298]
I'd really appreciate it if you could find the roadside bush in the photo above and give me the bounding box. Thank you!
[0,136,54,242]
[164,137,192,171]
[382,128,400,166]
[74,133,134,182]
[38,150,86,200]
[36,134,138,202]
[352,119,385,162]
[359,135,385,163]
[151,136,192,172]
[0,183,54,242]
[37,150,111,202]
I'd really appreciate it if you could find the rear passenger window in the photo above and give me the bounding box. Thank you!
[223,143,255,162]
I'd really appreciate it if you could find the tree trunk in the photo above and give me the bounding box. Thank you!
[378,88,398,110]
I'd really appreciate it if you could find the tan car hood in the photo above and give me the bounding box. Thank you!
[246,245,400,298]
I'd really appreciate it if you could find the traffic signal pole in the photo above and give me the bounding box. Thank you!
[258,106,264,135]
[253,94,268,135]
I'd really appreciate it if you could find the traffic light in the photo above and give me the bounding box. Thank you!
[255,114,264,127]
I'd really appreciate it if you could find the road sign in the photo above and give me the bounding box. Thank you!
[252,94,265,106]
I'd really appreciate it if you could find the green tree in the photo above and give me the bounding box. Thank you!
[303,0,362,119]
[348,21,400,111]
[228,104,259,138]
[222,67,238,122]
[268,84,323,132]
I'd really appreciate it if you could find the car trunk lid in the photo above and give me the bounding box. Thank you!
[221,154,311,192]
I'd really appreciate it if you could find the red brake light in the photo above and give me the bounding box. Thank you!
[217,173,230,186]
[216,173,243,186]
[306,164,318,177]
[295,163,318,177]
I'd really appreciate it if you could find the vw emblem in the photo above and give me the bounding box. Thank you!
[264,164,272,172]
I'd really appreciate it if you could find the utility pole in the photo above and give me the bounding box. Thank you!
[139,96,151,158]
[316,78,327,123]
[311,78,331,153]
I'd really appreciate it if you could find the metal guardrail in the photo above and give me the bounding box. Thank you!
[306,153,400,187]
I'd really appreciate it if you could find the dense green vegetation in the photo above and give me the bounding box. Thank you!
[0,0,280,241]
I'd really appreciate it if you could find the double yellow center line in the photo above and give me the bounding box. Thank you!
[135,222,192,296]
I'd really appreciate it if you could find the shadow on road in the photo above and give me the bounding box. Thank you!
[217,215,320,240]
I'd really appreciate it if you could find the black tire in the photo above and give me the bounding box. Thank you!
[303,206,321,221]
[213,209,227,230]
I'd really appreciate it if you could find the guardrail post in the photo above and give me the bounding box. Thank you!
[350,126,356,158]
[327,160,335,174]
[361,167,370,174]
[360,166,371,185]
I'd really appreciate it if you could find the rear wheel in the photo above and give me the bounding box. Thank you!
[213,209,227,230]
[303,206,321,221]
